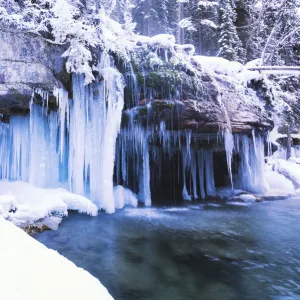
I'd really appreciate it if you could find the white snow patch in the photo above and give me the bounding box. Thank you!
[226,202,252,207]
[265,170,295,193]
[216,188,247,199]
[230,194,257,203]
[0,217,113,300]
[206,203,222,207]
[289,157,300,164]
[192,56,243,78]
[164,207,190,212]
[114,186,138,209]
[149,34,176,49]
[272,159,300,188]
[0,181,98,226]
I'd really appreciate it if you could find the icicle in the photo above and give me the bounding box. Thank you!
[191,149,198,199]
[197,150,206,200]
[9,116,30,181]
[29,103,60,188]
[182,131,192,201]
[237,134,269,193]
[224,129,234,189]
[69,63,125,213]
[128,63,140,106]
[138,135,151,206]
[204,150,216,196]
[0,122,10,180]
[53,87,70,161]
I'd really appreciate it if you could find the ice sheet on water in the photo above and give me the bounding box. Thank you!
[124,208,173,219]
[163,207,190,212]
[226,202,253,207]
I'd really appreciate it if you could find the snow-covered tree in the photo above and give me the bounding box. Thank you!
[218,0,245,62]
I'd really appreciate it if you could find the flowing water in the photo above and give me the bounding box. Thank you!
[36,198,300,300]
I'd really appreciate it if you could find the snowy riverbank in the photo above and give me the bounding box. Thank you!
[0,216,113,300]
[0,181,98,230]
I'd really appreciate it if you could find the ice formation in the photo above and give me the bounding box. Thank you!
[0,53,130,216]
[0,48,277,214]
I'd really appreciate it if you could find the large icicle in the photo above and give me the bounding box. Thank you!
[238,134,269,193]
[197,150,205,200]
[9,116,30,182]
[204,150,216,196]
[117,109,152,206]
[224,129,234,189]
[182,131,192,201]
[29,102,60,188]
[53,87,70,161]
[138,135,151,206]
[69,58,125,213]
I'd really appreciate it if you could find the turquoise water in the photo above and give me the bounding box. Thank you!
[36,199,300,300]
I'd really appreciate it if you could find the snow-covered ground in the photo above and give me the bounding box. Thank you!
[0,181,98,229]
[268,159,300,189]
[0,216,113,300]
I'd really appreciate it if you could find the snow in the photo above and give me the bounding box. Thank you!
[226,202,252,207]
[271,159,300,188]
[198,1,218,7]
[216,188,248,199]
[192,56,263,84]
[265,170,295,193]
[176,44,196,56]
[230,194,257,203]
[192,56,243,78]
[114,186,138,209]
[179,17,197,32]
[289,157,300,164]
[148,34,176,49]
[0,217,113,300]
[200,19,217,29]
[0,181,98,227]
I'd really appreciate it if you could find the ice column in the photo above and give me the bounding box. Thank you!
[224,129,234,189]
[69,59,125,213]
[182,131,192,201]
[197,150,206,200]
[204,150,216,196]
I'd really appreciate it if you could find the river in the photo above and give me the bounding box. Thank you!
[36,198,300,300]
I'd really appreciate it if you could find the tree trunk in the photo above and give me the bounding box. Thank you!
[177,3,184,44]
[286,125,292,160]
[143,0,149,36]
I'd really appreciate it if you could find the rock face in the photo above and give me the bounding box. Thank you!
[0,29,68,113]
[0,29,273,134]
[128,72,273,134]
[180,75,273,133]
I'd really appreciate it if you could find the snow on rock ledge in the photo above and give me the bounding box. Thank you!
[271,159,300,189]
[0,181,98,228]
[0,217,113,300]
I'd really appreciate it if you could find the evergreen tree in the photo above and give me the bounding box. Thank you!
[218,0,246,62]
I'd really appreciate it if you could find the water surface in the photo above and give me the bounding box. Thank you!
[36,199,300,300]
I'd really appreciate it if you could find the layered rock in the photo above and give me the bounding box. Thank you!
[0,29,68,113]
[0,29,273,134]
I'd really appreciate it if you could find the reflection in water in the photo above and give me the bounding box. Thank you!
[36,198,300,300]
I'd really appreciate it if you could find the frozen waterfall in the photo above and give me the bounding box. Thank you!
[0,56,130,213]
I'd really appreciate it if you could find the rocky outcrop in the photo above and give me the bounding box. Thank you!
[125,70,273,134]
[0,29,68,113]
[0,29,273,134]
